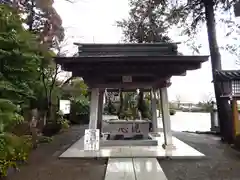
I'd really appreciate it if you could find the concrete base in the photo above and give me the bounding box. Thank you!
[211,126,220,133]
[59,132,204,159]
[162,143,176,150]
[148,132,161,138]
[101,139,158,147]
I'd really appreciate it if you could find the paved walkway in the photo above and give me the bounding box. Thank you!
[159,132,240,180]
[6,125,107,180]
[5,124,240,180]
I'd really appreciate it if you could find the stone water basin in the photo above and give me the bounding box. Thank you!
[104,119,151,139]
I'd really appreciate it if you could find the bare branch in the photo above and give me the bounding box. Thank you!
[64,0,78,3]
[59,76,74,87]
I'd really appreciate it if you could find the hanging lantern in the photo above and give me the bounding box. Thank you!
[234,1,240,17]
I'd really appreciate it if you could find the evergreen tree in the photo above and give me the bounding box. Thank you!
[0,5,42,104]
[117,0,171,43]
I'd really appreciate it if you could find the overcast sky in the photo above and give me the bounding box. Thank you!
[53,0,240,103]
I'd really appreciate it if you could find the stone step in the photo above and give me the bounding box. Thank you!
[104,158,168,180]
[133,158,168,180]
[100,139,158,147]
[104,158,135,180]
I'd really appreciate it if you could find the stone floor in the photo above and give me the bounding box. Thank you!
[59,132,204,159]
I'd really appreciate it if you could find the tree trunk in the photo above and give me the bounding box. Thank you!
[204,0,233,143]
[30,108,38,149]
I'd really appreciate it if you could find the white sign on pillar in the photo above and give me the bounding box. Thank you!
[84,129,100,151]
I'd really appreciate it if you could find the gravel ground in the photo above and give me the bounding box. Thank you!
[159,132,240,180]
[6,119,240,180]
[5,125,107,180]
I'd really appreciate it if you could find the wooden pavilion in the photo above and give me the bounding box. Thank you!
[55,42,208,150]
[215,70,240,142]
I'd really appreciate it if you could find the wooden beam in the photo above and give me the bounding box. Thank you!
[87,82,171,89]
[87,83,154,89]
[152,78,172,88]
[55,55,209,64]
[71,64,191,76]
[65,62,200,78]
[64,61,201,71]
[85,76,171,88]
[74,42,180,47]
[106,88,151,92]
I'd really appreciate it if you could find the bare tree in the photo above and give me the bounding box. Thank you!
[175,94,182,108]
[201,93,214,104]
[40,36,75,125]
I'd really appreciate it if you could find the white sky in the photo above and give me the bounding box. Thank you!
[53,0,240,103]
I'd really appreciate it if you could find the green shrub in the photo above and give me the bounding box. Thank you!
[72,96,90,115]
[103,105,109,114]
[11,121,31,136]
[56,111,70,130]
[0,133,32,177]
[105,101,117,115]
[42,110,70,136]
[0,99,30,177]
[0,99,24,133]
[42,122,61,137]
[60,119,70,129]
[37,136,53,144]
[58,118,70,130]
[137,97,151,119]
[119,109,133,120]
[70,96,90,124]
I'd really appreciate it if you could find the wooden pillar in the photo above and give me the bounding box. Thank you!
[157,90,161,118]
[89,88,99,129]
[97,89,104,134]
[232,99,240,138]
[160,87,175,149]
